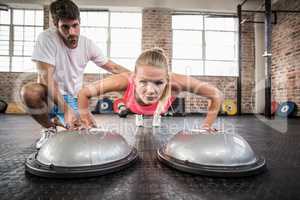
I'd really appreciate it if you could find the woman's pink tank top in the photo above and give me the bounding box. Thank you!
[122,77,175,115]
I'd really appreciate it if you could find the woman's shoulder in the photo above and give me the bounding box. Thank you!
[170,72,202,92]
[106,72,131,89]
[170,73,186,93]
[170,72,189,87]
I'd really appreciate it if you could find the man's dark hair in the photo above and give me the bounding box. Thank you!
[50,0,80,26]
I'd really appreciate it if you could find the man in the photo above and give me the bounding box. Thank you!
[21,0,129,149]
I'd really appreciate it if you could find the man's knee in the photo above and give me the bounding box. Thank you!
[21,83,47,107]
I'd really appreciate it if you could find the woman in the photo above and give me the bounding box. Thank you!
[78,48,223,131]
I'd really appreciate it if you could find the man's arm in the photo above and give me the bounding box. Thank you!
[100,60,130,74]
[36,61,78,128]
[37,61,67,111]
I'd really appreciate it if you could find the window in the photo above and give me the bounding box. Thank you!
[0,8,43,72]
[0,9,10,72]
[80,11,142,73]
[80,11,108,74]
[110,12,141,72]
[0,9,141,73]
[172,15,238,76]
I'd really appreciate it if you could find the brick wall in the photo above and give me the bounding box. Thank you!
[0,73,237,114]
[1,3,299,115]
[272,0,300,116]
[142,8,173,64]
[241,14,256,113]
[0,7,259,114]
[0,72,112,113]
[183,76,237,113]
[142,8,254,113]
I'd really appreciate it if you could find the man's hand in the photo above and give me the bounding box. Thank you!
[64,108,80,130]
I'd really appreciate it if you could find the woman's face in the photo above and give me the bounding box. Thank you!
[134,65,168,105]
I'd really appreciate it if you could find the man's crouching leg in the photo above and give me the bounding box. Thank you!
[21,83,54,128]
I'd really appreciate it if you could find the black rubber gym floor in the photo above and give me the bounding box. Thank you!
[0,114,300,200]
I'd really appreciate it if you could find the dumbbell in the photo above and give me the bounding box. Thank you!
[113,98,128,118]
[118,102,128,118]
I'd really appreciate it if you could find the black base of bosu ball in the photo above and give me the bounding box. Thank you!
[25,150,138,178]
[157,129,266,177]
[25,129,138,178]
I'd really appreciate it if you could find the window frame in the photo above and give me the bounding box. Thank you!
[0,8,44,72]
[0,8,142,73]
[172,14,238,77]
[80,10,142,73]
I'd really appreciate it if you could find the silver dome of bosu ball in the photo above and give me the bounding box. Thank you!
[25,129,138,178]
[157,129,266,177]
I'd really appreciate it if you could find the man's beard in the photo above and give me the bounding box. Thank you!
[67,36,78,47]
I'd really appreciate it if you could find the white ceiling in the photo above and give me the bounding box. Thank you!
[1,0,265,13]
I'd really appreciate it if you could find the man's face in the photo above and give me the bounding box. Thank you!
[56,18,80,49]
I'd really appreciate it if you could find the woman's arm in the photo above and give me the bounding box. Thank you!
[171,73,224,130]
[78,72,130,128]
